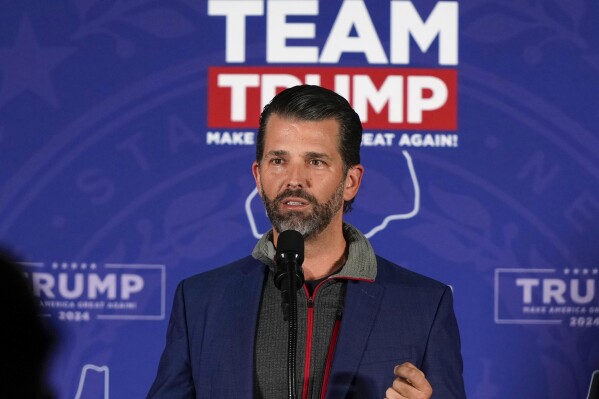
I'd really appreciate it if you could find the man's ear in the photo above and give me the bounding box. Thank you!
[252,161,262,196]
[343,164,364,202]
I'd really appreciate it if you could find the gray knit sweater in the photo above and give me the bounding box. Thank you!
[252,223,377,398]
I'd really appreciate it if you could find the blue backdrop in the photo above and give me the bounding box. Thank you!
[1,0,598,398]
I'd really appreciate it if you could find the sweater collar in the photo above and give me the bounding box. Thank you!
[251,223,377,281]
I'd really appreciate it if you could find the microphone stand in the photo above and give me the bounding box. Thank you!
[286,257,299,399]
[274,230,304,399]
[275,253,303,399]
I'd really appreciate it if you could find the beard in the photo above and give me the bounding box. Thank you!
[261,179,345,240]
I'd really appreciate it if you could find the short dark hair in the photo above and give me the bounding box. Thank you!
[256,85,363,212]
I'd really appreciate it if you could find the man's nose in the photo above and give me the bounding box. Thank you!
[286,161,309,189]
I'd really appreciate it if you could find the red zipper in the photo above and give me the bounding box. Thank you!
[302,286,315,399]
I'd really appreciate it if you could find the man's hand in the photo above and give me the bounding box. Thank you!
[385,362,433,399]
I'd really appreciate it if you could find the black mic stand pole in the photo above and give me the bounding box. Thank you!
[274,230,305,399]
[286,256,298,399]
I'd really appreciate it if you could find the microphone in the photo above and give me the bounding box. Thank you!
[274,230,305,291]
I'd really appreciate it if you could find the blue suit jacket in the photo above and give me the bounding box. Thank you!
[148,256,466,398]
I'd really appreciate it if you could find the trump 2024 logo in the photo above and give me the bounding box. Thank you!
[495,268,599,327]
[22,261,165,322]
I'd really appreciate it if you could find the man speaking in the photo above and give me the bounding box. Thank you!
[148,85,466,398]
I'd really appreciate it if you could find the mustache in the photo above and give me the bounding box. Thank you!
[274,188,318,205]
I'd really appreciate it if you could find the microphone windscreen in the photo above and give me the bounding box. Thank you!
[276,230,304,261]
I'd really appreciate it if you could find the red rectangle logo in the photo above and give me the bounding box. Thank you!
[208,66,457,131]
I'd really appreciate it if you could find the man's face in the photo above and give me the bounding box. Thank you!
[252,114,362,240]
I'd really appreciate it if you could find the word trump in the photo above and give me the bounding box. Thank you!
[516,278,596,305]
[30,272,145,300]
[207,0,458,65]
[208,67,456,130]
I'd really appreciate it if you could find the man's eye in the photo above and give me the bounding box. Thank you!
[310,159,324,166]
[271,158,283,165]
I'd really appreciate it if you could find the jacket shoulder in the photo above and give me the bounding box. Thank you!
[179,256,266,295]
[375,255,449,293]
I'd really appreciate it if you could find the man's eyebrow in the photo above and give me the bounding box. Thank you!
[304,151,332,160]
[265,150,289,157]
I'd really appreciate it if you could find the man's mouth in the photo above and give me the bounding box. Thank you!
[280,197,310,207]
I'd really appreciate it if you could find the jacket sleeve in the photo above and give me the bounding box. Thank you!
[147,281,196,398]
[422,286,467,399]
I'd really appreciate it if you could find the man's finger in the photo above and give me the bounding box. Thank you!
[393,363,432,397]
[392,377,419,397]
[385,386,408,399]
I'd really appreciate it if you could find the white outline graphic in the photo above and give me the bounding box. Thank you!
[586,370,598,399]
[494,268,562,325]
[245,150,420,239]
[74,364,109,399]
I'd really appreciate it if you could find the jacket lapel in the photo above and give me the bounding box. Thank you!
[209,259,267,398]
[325,279,384,398]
